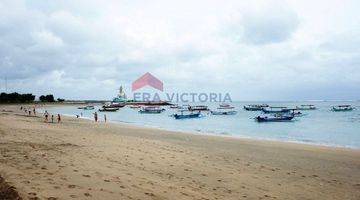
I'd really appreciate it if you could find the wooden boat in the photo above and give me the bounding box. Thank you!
[78,105,94,110]
[211,104,237,115]
[170,104,179,109]
[255,115,294,122]
[211,110,237,115]
[332,105,354,112]
[262,107,290,114]
[188,105,209,111]
[98,107,119,112]
[288,109,306,117]
[129,105,141,109]
[139,106,165,114]
[173,112,201,119]
[244,104,269,111]
[296,105,316,110]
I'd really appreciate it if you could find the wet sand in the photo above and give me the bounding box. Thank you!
[0,105,359,200]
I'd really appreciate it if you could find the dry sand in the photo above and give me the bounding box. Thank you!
[0,104,359,200]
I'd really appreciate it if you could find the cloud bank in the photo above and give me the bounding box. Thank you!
[0,0,359,100]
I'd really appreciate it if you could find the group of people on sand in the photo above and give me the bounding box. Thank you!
[43,110,61,123]
[20,106,36,116]
[92,112,107,122]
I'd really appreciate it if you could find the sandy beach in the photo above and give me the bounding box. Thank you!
[0,104,359,200]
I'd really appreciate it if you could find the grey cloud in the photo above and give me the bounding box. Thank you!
[240,9,299,45]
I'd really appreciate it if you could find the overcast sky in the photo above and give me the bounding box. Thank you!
[1,0,360,101]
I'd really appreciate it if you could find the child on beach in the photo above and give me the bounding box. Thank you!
[57,114,61,123]
[33,107,36,116]
[51,115,54,123]
[44,111,49,122]
[104,114,107,122]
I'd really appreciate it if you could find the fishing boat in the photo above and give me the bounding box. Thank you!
[129,105,141,109]
[173,111,201,119]
[296,105,316,110]
[78,105,95,110]
[139,106,165,114]
[244,104,269,111]
[98,107,119,112]
[188,105,209,111]
[255,115,294,122]
[170,104,179,109]
[288,109,306,117]
[211,110,237,115]
[332,105,354,112]
[262,107,290,114]
[211,104,237,115]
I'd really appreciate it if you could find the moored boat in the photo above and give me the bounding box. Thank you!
[188,105,209,111]
[173,112,201,119]
[262,107,290,114]
[255,115,294,122]
[98,107,119,112]
[129,105,141,109]
[244,104,269,111]
[331,105,354,112]
[296,105,316,110]
[170,104,179,109]
[139,106,165,114]
[211,110,237,115]
[78,105,95,110]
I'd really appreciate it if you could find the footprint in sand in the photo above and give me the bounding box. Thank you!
[84,193,92,197]
[47,197,58,200]
[68,184,77,189]
[83,174,91,177]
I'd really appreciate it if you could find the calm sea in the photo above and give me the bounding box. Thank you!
[41,101,360,149]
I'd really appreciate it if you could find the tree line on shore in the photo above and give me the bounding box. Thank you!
[0,92,64,103]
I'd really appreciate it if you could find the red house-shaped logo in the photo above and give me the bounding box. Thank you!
[132,72,163,92]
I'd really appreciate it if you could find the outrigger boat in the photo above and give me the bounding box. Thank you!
[262,107,290,114]
[211,104,237,115]
[255,114,294,122]
[98,107,119,112]
[78,105,95,110]
[244,104,269,111]
[139,106,165,114]
[288,109,306,117]
[188,105,209,111]
[296,105,316,110]
[332,105,354,112]
[173,111,202,119]
[170,104,180,109]
[129,105,141,109]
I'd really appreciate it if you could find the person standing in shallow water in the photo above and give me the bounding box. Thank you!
[57,114,61,123]
[51,115,54,123]
[104,114,107,123]
[44,111,49,122]
[94,112,98,122]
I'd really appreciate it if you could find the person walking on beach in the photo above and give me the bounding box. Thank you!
[51,115,54,123]
[57,114,61,123]
[94,112,98,122]
[44,111,49,122]
[33,107,36,116]
[104,114,107,123]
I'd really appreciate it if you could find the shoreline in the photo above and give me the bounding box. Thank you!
[1,104,360,199]
[49,106,360,150]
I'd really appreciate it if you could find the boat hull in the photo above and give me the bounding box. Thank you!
[211,111,237,115]
[174,113,201,119]
[255,116,294,122]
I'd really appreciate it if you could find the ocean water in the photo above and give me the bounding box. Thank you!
[41,101,360,149]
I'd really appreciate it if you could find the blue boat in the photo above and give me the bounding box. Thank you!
[262,107,290,114]
[243,104,269,111]
[332,105,354,112]
[255,115,294,122]
[173,112,201,119]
